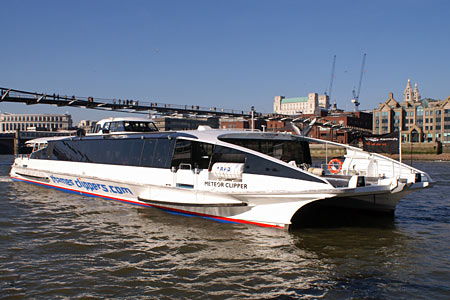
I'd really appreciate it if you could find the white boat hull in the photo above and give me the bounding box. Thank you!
[10,155,428,229]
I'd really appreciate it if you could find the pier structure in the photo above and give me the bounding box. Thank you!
[0,130,77,154]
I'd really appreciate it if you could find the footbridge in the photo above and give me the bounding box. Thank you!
[0,87,257,118]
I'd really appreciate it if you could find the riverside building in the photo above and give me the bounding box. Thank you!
[373,79,450,143]
[0,113,73,133]
[273,93,329,115]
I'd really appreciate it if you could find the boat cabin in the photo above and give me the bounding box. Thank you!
[29,131,324,183]
[92,117,158,134]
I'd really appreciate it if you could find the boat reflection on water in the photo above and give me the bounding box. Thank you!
[135,205,409,299]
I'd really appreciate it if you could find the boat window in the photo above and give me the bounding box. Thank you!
[152,139,174,168]
[117,139,144,165]
[123,121,158,132]
[194,141,214,169]
[109,122,118,132]
[171,140,214,170]
[116,122,125,132]
[209,145,247,170]
[243,153,322,183]
[171,140,192,169]
[138,138,175,168]
[219,138,311,165]
[30,146,49,159]
[108,121,125,132]
[40,137,173,168]
[140,139,157,167]
[93,124,101,133]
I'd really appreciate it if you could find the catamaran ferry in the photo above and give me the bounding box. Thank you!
[10,126,432,229]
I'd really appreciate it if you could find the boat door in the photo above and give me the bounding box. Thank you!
[175,163,195,188]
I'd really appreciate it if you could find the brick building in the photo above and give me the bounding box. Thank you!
[373,79,450,143]
[220,111,372,144]
[308,111,372,144]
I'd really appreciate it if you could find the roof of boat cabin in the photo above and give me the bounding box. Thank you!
[47,129,306,144]
[95,117,155,124]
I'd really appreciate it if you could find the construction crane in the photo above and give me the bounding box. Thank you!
[351,53,366,111]
[325,55,336,110]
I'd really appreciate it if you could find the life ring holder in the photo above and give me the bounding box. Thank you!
[328,158,343,174]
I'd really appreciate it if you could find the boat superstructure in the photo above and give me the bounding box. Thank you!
[91,117,158,135]
[10,128,432,229]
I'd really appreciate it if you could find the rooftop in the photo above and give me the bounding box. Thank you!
[281,97,309,104]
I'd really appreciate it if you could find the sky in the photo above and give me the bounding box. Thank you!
[1,0,449,124]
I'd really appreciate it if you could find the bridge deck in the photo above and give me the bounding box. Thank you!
[0,87,254,117]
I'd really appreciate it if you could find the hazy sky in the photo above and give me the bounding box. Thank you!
[1,0,449,123]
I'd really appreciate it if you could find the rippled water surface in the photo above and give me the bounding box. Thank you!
[0,155,449,299]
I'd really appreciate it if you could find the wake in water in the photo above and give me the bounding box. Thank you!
[0,176,12,182]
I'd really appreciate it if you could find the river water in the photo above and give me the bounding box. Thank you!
[0,155,448,299]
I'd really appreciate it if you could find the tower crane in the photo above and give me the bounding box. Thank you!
[351,53,366,111]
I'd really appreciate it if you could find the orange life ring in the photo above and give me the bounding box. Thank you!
[328,158,343,174]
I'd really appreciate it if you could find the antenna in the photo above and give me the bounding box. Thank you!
[351,53,366,111]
